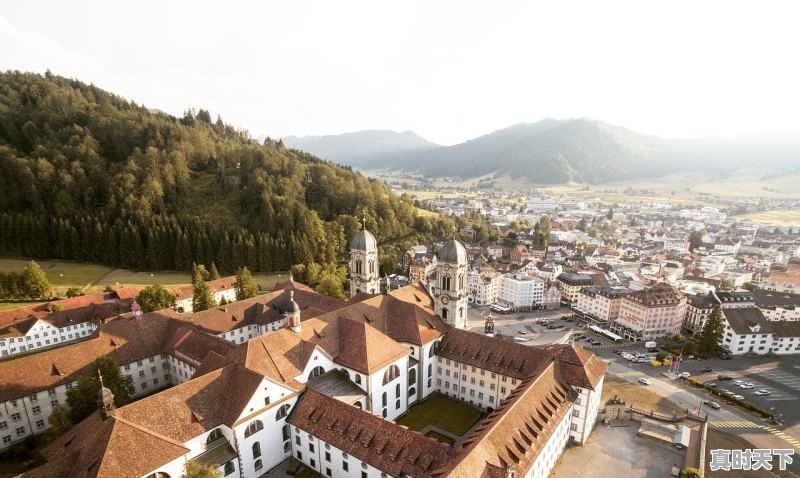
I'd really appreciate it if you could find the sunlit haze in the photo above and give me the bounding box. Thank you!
[2,0,799,145]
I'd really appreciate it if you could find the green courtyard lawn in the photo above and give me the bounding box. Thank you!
[396,393,483,437]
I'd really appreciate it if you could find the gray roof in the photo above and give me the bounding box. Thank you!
[439,238,467,264]
[722,308,770,335]
[351,228,377,251]
[753,289,800,310]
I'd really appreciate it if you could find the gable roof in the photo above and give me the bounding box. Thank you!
[288,389,458,477]
[35,412,188,478]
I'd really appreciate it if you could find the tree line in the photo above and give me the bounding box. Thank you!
[0,71,455,276]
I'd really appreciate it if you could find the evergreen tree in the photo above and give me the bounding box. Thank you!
[136,284,176,312]
[234,266,258,300]
[209,262,221,280]
[607,208,614,220]
[192,280,216,312]
[697,306,725,358]
[21,260,50,298]
[66,356,133,423]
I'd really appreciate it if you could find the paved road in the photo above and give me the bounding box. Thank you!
[606,358,800,474]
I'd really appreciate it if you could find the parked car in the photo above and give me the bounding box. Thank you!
[518,329,527,335]
[584,337,593,342]
[700,367,713,373]
[721,390,734,396]
[732,380,744,386]
[638,378,651,385]
[718,374,733,381]
[754,390,771,396]
[740,383,755,389]
[732,394,745,400]
[708,402,721,410]
[678,372,691,378]
[705,382,718,388]
[591,340,602,345]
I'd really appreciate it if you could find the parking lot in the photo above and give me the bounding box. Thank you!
[466,305,620,348]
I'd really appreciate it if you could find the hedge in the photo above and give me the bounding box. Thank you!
[679,377,774,420]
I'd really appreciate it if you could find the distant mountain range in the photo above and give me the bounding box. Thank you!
[282,119,800,184]
[281,130,439,166]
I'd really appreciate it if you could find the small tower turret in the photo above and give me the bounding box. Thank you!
[286,291,302,333]
[97,370,116,420]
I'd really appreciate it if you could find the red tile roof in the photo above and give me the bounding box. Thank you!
[288,389,458,477]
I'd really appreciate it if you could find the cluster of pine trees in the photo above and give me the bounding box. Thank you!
[0,71,455,273]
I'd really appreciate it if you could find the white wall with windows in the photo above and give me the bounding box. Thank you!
[0,319,97,357]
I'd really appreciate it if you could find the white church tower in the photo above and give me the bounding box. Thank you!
[350,216,379,297]
[434,238,469,328]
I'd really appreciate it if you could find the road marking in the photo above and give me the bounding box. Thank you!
[710,420,759,428]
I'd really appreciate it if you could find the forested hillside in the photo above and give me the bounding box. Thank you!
[0,71,454,273]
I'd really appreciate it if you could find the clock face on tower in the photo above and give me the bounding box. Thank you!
[441,295,449,304]
[355,278,362,286]
[444,264,450,272]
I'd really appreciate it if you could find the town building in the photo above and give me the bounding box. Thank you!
[574,287,627,325]
[611,284,687,341]
[173,276,238,313]
[467,270,500,305]
[498,274,545,311]
[409,255,437,283]
[557,272,594,305]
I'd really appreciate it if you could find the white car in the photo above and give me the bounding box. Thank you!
[678,372,691,378]
[638,378,651,385]
[732,380,744,386]
[740,383,755,389]
[754,390,771,396]
[732,394,745,400]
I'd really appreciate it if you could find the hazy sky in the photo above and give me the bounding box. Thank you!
[2,1,799,145]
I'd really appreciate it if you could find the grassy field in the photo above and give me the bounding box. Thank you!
[0,257,286,299]
[414,206,440,217]
[737,210,800,226]
[601,375,685,416]
[397,393,483,436]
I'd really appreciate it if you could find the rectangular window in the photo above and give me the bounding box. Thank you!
[0,422,6,430]
[50,400,58,407]
[29,394,38,403]
[35,420,45,430]
[32,406,40,415]
[343,462,349,472]
[2,436,10,444]
[296,436,301,445]
[139,371,145,378]
[16,427,25,436]
[325,452,331,462]
[11,413,20,422]
[309,443,315,453]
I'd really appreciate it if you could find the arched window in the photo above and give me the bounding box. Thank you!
[428,364,432,377]
[224,461,236,476]
[408,368,417,385]
[252,442,261,459]
[409,387,416,397]
[382,365,400,385]
[144,473,171,478]
[355,260,363,275]
[354,401,363,409]
[282,424,291,441]
[382,392,387,407]
[395,383,400,397]
[244,420,263,438]
[458,274,464,290]
[459,307,464,318]
[428,345,435,358]
[206,428,223,444]
[308,366,325,380]
[355,374,362,385]
[369,260,375,274]
[442,274,451,290]
[442,308,448,320]
[276,404,291,420]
